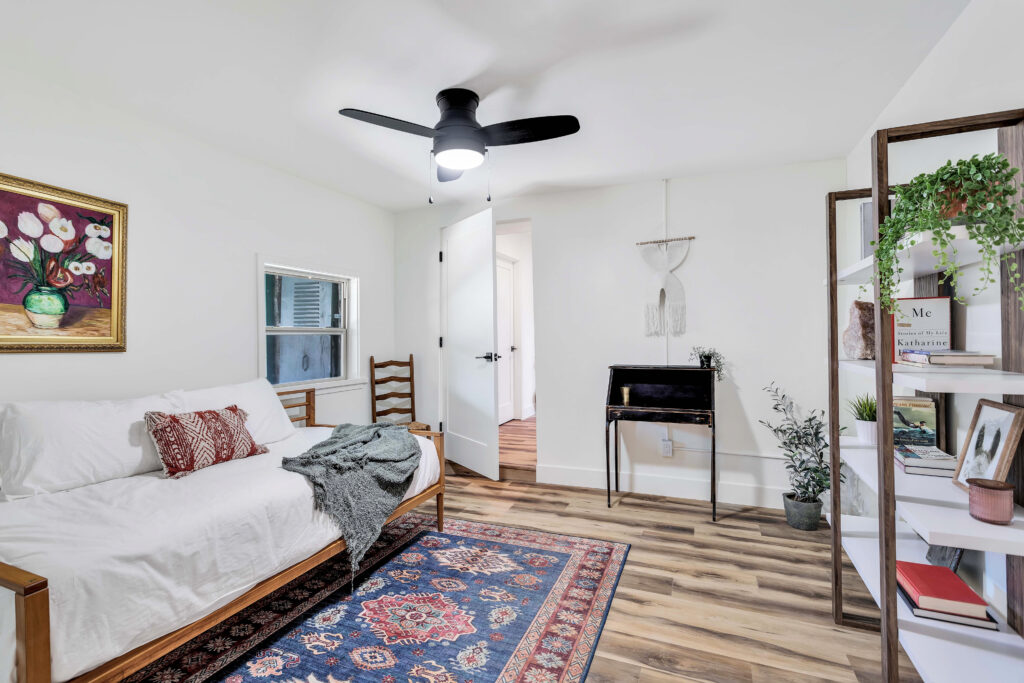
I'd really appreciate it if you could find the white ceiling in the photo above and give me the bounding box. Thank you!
[3,0,968,211]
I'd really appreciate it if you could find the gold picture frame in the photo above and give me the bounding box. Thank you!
[0,171,126,352]
[952,399,1024,492]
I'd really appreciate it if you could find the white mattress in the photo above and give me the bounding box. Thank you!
[0,427,439,682]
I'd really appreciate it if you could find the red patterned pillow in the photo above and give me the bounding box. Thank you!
[144,404,268,479]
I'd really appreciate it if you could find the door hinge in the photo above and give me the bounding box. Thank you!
[439,420,444,432]
[439,336,444,348]
[439,251,444,262]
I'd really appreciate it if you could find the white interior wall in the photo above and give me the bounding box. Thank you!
[0,66,396,424]
[842,0,1024,612]
[397,159,846,507]
[495,225,536,420]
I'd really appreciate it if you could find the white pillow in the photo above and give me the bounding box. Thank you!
[178,378,295,445]
[0,391,185,499]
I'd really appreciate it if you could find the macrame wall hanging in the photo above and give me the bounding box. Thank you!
[638,179,694,337]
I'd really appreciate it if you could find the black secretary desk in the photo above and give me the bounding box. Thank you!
[604,365,718,519]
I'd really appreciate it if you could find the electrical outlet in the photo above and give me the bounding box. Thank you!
[660,438,673,458]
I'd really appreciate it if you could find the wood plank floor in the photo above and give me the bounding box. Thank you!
[499,416,536,469]
[437,475,922,682]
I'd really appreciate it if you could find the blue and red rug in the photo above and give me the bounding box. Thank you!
[129,513,629,683]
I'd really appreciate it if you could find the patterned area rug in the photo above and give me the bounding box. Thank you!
[128,514,629,683]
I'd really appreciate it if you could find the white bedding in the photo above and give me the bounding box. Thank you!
[0,427,440,682]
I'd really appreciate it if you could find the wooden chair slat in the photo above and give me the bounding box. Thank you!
[376,391,412,400]
[374,376,410,385]
[374,360,411,368]
[377,407,413,416]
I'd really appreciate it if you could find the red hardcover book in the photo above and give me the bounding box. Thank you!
[896,561,988,619]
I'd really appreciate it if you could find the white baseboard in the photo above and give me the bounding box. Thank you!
[535,463,788,509]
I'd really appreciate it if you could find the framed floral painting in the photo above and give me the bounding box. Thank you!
[0,172,126,352]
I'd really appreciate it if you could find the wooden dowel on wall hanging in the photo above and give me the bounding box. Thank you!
[635,236,695,246]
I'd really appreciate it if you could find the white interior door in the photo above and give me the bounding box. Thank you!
[496,257,515,424]
[442,209,499,479]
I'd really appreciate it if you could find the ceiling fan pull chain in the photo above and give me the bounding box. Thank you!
[486,149,491,203]
[428,151,435,204]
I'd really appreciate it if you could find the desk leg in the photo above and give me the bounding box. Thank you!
[711,420,717,522]
[605,420,611,508]
[614,420,620,493]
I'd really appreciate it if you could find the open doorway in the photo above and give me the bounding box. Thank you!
[495,220,537,480]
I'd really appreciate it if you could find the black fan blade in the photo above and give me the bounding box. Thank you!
[437,166,463,182]
[481,115,580,146]
[338,109,435,138]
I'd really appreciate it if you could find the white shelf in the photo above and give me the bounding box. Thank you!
[840,359,1024,394]
[839,438,1024,555]
[836,224,1020,286]
[833,513,1024,681]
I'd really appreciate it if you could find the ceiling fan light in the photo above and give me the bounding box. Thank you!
[435,147,485,170]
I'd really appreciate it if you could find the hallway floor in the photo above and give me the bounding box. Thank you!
[499,416,536,476]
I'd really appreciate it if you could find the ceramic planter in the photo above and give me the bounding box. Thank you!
[854,419,877,445]
[782,493,822,531]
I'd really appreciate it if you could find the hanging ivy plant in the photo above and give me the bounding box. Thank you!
[874,153,1024,313]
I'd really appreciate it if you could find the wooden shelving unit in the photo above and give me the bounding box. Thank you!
[826,108,1024,682]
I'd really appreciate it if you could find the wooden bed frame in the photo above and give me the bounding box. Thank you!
[0,388,445,683]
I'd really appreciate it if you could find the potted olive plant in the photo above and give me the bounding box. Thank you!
[848,394,877,445]
[760,384,840,530]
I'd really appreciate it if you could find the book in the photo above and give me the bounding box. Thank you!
[892,396,937,447]
[892,297,951,362]
[896,561,989,619]
[894,445,956,470]
[897,585,997,630]
[894,458,954,478]
[900,349,995,366]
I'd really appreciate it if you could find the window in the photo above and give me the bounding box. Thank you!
[262,265,354,386]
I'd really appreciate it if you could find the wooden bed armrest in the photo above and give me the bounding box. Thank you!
[0,562,47,597]
[0,561,50,683]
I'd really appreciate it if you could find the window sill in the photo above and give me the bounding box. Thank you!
[272,377,369,395]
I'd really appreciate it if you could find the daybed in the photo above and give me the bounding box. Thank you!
[0,381,445,683]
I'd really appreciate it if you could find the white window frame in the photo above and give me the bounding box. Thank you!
[257,257,365,392]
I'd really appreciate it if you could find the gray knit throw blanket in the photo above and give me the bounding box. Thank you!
[282,423,421,573]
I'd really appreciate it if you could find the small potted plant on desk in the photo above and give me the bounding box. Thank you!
[689,346,726,381]
[760,383,841,530]
[848,394,877,445]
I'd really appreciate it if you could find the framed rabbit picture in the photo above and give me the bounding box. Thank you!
[953,399,1024,492]
[0,171,126,352]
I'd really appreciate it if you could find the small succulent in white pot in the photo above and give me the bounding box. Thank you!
[848,394,877,446]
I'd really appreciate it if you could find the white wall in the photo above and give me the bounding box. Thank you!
[0,66,395,424]
[397,159,846,507]
[842,0,1024,614]
[496,225,536,419]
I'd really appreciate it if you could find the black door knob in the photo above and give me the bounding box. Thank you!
[475,352,495,361]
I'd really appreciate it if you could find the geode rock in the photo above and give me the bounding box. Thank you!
[843,300,875,360]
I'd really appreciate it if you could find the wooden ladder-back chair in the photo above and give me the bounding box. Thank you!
[370,354,429,431]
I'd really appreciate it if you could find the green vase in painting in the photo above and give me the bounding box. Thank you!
[23,286,69,329]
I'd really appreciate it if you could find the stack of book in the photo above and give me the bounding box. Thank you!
[898,349,995,367]
[895,444,956,477]
[896,561,996,629]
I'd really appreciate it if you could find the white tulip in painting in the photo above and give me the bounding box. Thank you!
[17,212,43,238]
[39,234,65,253]
[37,203,62,224]
[10,238,35,262]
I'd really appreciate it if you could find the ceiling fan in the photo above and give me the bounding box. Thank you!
[339,88,580,182]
